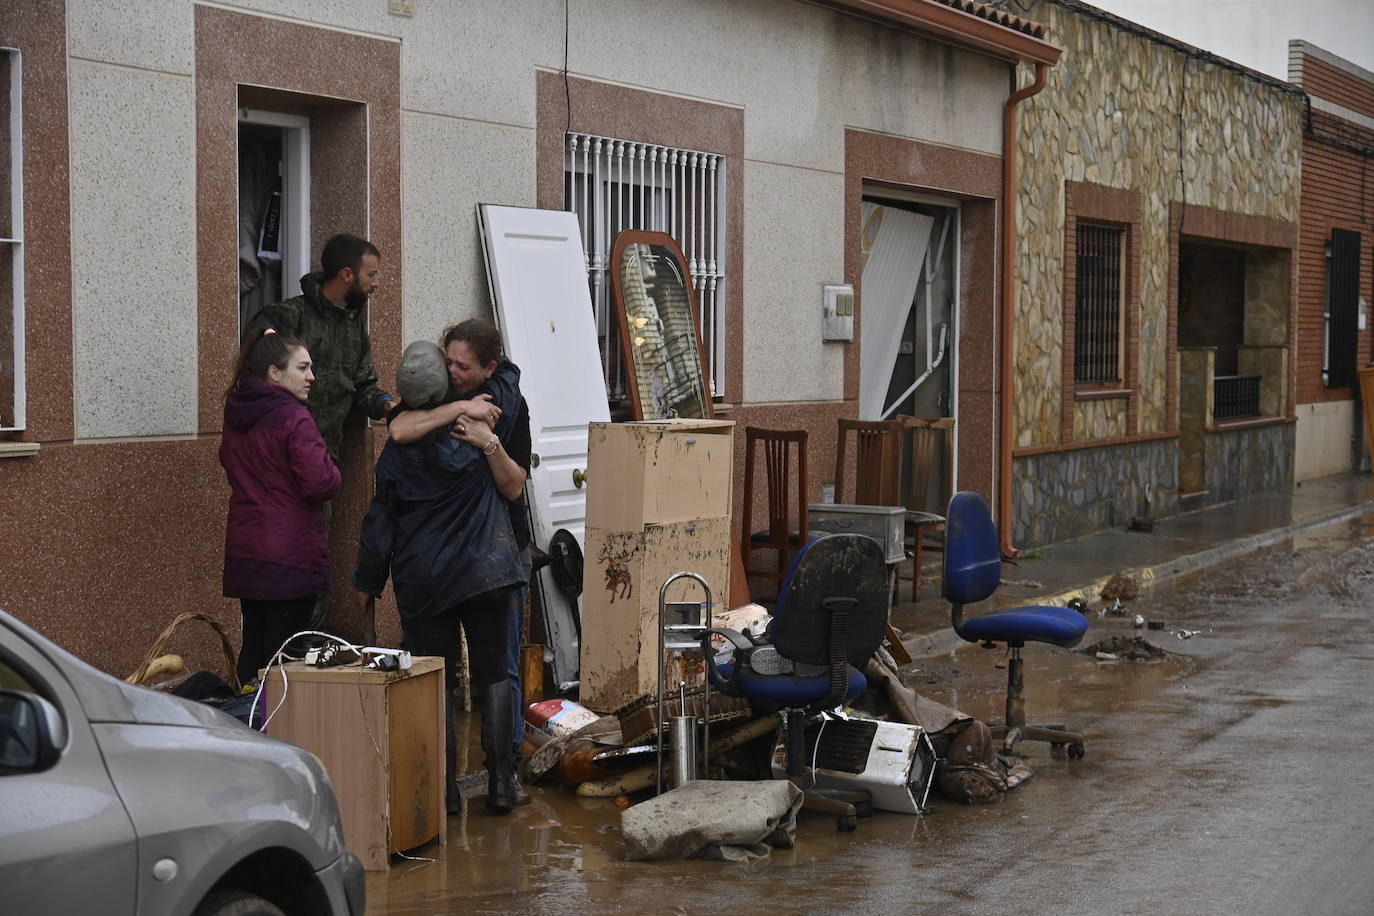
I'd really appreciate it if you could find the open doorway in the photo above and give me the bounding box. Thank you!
[859,193,958,421]
[858,188,960,511]
[237,109,309,333]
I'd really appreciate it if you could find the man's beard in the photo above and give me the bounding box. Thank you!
[344,278,370,310]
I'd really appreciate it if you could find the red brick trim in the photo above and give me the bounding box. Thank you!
[844,128,1003,504]
[1062,181,1141,444]
[1299,54,1374,121]
[1296,109,1374,404]
[193,5,402,436]
[0,0,73,441]
[534,72,744,404]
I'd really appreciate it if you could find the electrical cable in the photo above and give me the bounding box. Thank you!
[808,714,828,790]
[250,629,438,866]
[1178,54,1187,237]
[563,0,572,138]
[251,630,365,730]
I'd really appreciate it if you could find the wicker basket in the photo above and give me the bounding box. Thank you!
[126,612,240,693]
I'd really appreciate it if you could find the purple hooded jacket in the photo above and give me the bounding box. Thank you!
[220,375,341,600]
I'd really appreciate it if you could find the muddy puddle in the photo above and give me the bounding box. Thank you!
[364,522,1374,913]
[365,628,1197,915]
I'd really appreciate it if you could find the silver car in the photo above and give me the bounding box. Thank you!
[0,610,364,916]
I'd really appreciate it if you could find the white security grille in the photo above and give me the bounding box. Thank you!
[564,132,726,400]
[1,48,24,433]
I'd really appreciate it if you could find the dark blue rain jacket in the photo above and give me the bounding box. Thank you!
[353,362,526,622]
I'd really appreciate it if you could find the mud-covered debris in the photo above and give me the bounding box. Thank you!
[1100,573,1140,602]
[1079,635,1169,660]
[1099,597,1129,617]
[1066,597,1090,615]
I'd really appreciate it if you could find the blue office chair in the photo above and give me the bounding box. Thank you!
[702,532,889,829]
[944,491,1088,758]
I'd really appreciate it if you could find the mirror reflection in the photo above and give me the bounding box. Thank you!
[611,232,713,420]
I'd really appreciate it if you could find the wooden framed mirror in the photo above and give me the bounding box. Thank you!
[609,230,715,420]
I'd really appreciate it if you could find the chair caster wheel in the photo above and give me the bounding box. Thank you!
[837,815,857,832]
[1067,742,1085,759]
[854,801,874,819]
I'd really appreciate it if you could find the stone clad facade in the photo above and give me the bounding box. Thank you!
[1007,0,1304,546]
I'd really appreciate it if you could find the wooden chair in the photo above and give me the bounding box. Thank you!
[741,427,809,597]
[833,418,903,506]
[895,416,956,602]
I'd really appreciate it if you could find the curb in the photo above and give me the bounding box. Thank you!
[901,497,1374,660]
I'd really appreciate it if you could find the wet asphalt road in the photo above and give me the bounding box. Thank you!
[366,518,1374,915]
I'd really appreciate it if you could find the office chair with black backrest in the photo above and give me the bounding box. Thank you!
[944,491,1088,758]
[701,532,889,830]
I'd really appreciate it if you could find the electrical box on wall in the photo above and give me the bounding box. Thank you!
[823,284,854,341]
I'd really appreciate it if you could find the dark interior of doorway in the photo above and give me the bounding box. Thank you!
[238,123,285,333]
[1178,240,1245,376]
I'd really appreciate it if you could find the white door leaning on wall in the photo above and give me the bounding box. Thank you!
[478,204,612,691]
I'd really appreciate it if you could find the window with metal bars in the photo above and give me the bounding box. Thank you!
[563,132,726,401]
[1213,374,1261,421]
[0,48,24,433]
[1074,222,1125,386]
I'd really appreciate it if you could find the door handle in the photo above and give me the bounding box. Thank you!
[572,468,588,489]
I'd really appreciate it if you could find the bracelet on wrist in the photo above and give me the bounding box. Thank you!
[483,437,500,456]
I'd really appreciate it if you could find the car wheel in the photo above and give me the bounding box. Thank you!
[193,889,286,916]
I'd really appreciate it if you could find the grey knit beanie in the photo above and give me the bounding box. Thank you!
[396,340,448,408]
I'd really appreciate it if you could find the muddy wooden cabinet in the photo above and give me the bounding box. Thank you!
[261,657,446,870]
[580,419,734,712]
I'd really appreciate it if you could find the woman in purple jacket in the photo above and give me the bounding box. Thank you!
[221,328,341,684]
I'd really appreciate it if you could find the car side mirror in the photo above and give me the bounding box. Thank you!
[0,688,66,773]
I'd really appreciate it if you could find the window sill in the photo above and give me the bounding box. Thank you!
[1075,387,1132,402]
[1211,415,1291,432]
[0,441,39,459]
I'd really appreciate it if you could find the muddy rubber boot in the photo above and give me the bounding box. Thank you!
[481,680,516,815]
[511,771,531,807]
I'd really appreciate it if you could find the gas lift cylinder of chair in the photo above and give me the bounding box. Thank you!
[942,490,1088,758]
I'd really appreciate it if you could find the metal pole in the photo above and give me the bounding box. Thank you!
[656,570,713,795]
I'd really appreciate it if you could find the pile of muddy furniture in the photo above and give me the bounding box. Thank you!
[699,532,889,830]
[515,419,1078,856]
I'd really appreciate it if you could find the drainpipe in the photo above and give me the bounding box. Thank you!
[998,61,1049,559]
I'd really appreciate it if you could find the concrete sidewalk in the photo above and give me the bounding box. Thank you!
[892,470,1374,657]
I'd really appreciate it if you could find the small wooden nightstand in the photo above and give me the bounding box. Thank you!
[261,655,446,870]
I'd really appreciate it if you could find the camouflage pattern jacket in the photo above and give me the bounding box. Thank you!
[246,272,391,459]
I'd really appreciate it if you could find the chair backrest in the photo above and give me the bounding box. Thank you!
[742,427,808,546]
[834,418,902,506]
[772,533,888,667]
[942,491,1002,605]
[896,416,955,515]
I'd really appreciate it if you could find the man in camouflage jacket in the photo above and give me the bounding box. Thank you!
[245,233,394,459]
